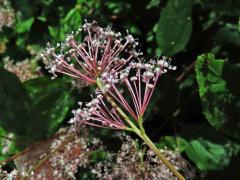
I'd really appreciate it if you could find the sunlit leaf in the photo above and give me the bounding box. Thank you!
[195,53,240,140]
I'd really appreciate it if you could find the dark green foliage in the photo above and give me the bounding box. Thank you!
[0,127,18,161]
[0,68,33,135]
[0,0,240,178]
[89,149,109,163]
[0,70,73,142]
[155,0,192,56]
[48,6,82,41]
[24,77,74,138]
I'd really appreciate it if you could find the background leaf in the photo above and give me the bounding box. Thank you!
[0,68,33,135]
[0,127,18,161]
[155,0,192,56]
[15,17,35,33]
[23,77,74,138]
[182,124,240,171]
[195,54,240,140]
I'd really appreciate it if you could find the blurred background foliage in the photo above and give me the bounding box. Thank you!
[0,0,240,179]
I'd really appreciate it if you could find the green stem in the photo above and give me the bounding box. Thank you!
[138,115,145,135]
[138,132,185,180]
[96,79,185,180]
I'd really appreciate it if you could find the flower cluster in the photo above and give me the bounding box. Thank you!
[70,95,127,129]
[0,0,15,31]
[92,135,193,180]
[100,58,176,119]
[41,20,141,84]
[43,20,184,179]
[13,127,102,180]
[70,57,176,129]
[3,58,42,82]
[43,20,176,130]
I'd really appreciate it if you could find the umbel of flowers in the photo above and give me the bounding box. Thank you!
[41,20,185,180]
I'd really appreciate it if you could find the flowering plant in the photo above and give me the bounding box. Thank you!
[41,20,184,180]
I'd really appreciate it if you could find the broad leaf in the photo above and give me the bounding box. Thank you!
[155,0,192,56]
[182,124,240,171]
[0,68,33,135]
[195,53,240,140]
[24,77,73,138]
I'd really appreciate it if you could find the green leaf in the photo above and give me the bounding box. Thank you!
[195,53,240,140]
[213,25,240,47]
[41,0,54,6]
[186,140,230,171]
[200,0,240,16]
[146,0,161,9]
[182,123,240,171]
[89,149,109,163]
[157,136,188,152]
[0,68,33,135]
[15,17,35,33]
[0,127,18,161]
[48,7,82,41]
[11,0,36,19]
[155,0,192,56]
[238,17,240,32]
[23,77,74,138]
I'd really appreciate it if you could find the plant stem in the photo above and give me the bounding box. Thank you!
[126,120,185,180]
[96,79,185,179]
[112,101,185,179]
[138,132,185,180]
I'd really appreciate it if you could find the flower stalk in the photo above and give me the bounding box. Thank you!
[96,78,185,180]
[43,20,185,179]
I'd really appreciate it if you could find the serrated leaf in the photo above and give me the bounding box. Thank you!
[155,0,192,56]
[89,149,109,163]
[195,53,240,140]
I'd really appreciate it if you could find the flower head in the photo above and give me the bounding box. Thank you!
[70,94,127,129]
[41,20,141,84]
[99,56,176,121]
[70,57,176,129]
